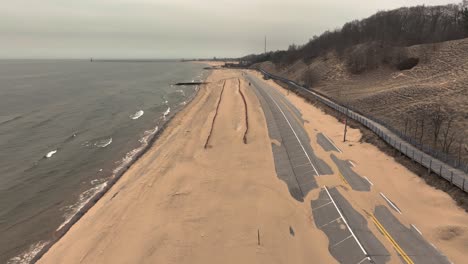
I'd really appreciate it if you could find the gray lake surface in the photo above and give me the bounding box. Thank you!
[0,60,207,263]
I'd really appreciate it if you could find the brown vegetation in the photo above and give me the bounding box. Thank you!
[254,38,468,169]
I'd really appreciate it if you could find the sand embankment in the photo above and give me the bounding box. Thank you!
[38,69,335,264]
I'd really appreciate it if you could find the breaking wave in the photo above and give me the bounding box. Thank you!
[45,150,57,158]
[7,241,49,264]
[94,138,112,148]
[56,181,108,231]
[130,110,144,120]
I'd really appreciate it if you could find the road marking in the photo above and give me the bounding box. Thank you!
[312,201,333,211]
[339,172,350,186]
[319,217,342,228]
[379,192,402,214]
[357,257,371,264]
[331,235,352,248]
[363,176,374,186]
[324,186,369,257]
[349,160,356,167]
[293,163,311,169]
[274,91,304,126]
[411,224,422,235]
[365,211,414,264]
[323,133,342,153]
[264,89,320,176]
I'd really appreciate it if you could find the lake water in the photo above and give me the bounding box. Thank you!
[0,60,207,263]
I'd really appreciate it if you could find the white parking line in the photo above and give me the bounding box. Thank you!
[411,224,422,235]
[331,235,352,248]
[319,217,342,228]
[363,176,374,186]
[323,133,342,153]
[324,186,369,257]
[265,90,320,176]
[293,163,310,168]
[312,201,333,211]
[379,192,402,214]
[357,257,371,264]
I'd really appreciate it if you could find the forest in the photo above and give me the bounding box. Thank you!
[244,4,468,69]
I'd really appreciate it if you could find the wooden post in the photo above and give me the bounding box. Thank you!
[458,141,462,167]
[257,229,260,245]
[343,108,348,142]
[428,159,432,175]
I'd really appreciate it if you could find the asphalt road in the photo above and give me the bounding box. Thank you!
[245,71,451,264]
[247,74,332,202]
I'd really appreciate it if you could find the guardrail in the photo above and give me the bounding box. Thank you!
[257,69,468,193]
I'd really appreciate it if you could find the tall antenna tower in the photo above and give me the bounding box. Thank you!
[264,36,267,54]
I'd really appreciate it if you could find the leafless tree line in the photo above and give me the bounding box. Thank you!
[404,105,466,166]
[244,4,468,67]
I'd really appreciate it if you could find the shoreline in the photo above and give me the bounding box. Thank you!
[37,67,337,264]
[29,68,210,263]
[34,66,467,264]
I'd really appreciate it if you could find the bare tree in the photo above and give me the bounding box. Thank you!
[431,105,444,148]
[419,115,425,144]
[404,117,409,136]
[301,68,320,88]
[457,136,465,166]
[442,114,456,153]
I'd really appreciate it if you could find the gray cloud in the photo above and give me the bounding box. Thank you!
[0,0,459,59]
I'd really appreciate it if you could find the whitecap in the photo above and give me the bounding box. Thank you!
[163,107,170,120]
[90,179,100,184]
[45,150,57,158]
[130,110,144,120]
[176,89,186,96]
[56,181,108,231]
[139,126,159,144]
[94,138,112,148]
[8,240,49,264]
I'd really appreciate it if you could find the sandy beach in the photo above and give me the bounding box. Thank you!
[37,68,335,263]
[37,67,468,264]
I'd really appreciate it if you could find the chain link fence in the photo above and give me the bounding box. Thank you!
[258,69,468,193]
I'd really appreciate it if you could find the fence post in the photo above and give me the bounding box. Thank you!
[450,171,454,185]
[463,178,466,192]
[439,165,442,176]
[428,159,432,175]
[412,150,415,162]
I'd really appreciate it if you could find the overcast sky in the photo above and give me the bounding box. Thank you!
[0,0,460,59]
